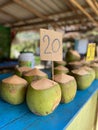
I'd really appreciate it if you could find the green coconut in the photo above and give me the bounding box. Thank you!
[0,75,28,105]
[66,50,81,63]
[72,69,93,90]
[26,78,61,116]
[23,68,48,83]
[54,65,69,75]
[15,66,32,77]
[54,61,66,67]
[81,60,91,67]
[67,61,83,70]
[54,73,77,103]
[81,66,95,82]
[90,63,98,79]
[93,58,98,63]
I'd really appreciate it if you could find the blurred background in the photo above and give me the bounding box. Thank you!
[0,0,98,71]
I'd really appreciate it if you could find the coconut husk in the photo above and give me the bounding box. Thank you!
[2,75,27,85]
[72,69,89,76]
[1,75,28,105]
[15,66,32,76]
[90,63,98,67]
[23,68,48,83]
[54,73,74,84]
[67,61,83,70]
[71,68,93,90]
[24,68,47,77]
[54,61,66,67]
[31,78,58,90]
[54,65,69,75]
[54,73,77,103]
[81,66,94,72]
[93,58,98,63]
[81,60,92,67]
[26,78,61,116]
[66,50,81,63]
[90,63,98,79]
[70,50,80,57]
[54,65,68,70]
[80,66,95,81]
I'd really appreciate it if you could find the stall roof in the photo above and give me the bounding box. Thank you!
[0,0,98,31]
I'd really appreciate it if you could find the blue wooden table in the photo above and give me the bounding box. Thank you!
[0,73,98,130]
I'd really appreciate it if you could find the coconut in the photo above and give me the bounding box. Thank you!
[15,66,32,77]
[90,63,98,79]
[54,65,69,75]
[0,75,28,105]
[81,60,91,67]
[54,73,77,103]
[93,58,98,63]
[23,68,48,83]
[66,50,81,63]
[26,78,61,116]
[67,61,83,70]
[81,66,95,82]
[54,61,66,67]
[72,68,93,90]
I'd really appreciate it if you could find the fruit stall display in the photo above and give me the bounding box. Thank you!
[0,49,97,130]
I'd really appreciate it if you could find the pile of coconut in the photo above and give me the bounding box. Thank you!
[0,59,96,116]
[0,65,78,116]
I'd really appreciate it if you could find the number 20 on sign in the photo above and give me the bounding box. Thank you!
[40,29,62,61]
[86,43,96,61]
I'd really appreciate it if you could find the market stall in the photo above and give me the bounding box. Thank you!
[0,1,98,130]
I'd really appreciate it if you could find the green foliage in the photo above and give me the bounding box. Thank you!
[10,31,40,59]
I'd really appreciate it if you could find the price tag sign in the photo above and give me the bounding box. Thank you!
[40,29,62,61]
[86,43,96,61]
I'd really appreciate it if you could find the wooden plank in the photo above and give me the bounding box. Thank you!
[13,0,47,20]
[63,0,78,12]
[11,13,91,28]
[0,1,12,7]
[93,0,98,9]
[70,0,98,25]
[0,101,28,129]
[0,1,21,20]
[86,0,98,15]
[63,0,84,25]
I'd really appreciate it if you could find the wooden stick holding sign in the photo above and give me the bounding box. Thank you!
[40,29,62,80]
[86,43,96,61]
